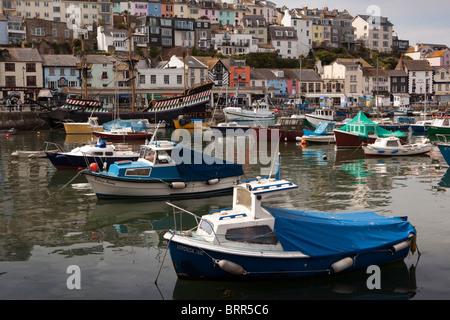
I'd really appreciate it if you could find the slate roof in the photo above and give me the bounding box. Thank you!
[0,47,42,62]
[41,54,80,67]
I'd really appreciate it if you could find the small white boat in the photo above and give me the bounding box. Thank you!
[305,108,342,127]
[163,175,417,280]
[363,136,432,156]
[223,102,274,121]
[209,122,251,131]
[11,150,48,158]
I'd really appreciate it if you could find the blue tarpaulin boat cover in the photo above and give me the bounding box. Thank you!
[172,146,244,182]
[265,206,416,257]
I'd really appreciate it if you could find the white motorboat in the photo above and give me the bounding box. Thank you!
[363,136,432,156]
[223,102,274,121]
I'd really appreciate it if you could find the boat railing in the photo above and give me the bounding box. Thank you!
[166,202,201,232]
[44,141,65,153]
[436,134,450,144]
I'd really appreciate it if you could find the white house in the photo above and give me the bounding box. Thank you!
[268,25,299,59]
[396,59,434,103]
[97,26,132,52]
[281,9,312,57]
[352,15,394,53]
[212,30,253,56]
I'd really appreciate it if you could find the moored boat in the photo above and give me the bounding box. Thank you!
[426,117,450,135]
[39,81,214,128]
[45,138,139,170]
[410,119,433,132]
[63,117,103,134]
[436,135,450,166]
[334,111,407,149]
[0,128,16,135]
[92,127,154,141]
[305,108,343,127]
[223,102,275,121]
[81,139,244,199]
[363,137,432,156]
[163,175,417,280]
[300,121,336,144]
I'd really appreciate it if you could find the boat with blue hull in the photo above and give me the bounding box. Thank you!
[82,140,243,199]
[45,139,139,170]
[437,135,450,166]
[163,175,417,280]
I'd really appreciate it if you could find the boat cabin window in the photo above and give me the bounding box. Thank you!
[155,150,171,164]
[125,167,151,177]
[93,152,103,156]
[105,152,113,156]
[140,147,156,162]
[235,188,252,210]
[387,140,400,147]
[225,225,279,245]
[199,219,213,234]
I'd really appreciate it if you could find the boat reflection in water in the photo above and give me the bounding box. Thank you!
[173,260,418,300]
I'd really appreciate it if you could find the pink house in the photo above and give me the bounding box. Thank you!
[134,2,149,16]
[427,49,450,67]
[201,0,219,21]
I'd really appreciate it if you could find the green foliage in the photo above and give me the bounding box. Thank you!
[149,46,161,59]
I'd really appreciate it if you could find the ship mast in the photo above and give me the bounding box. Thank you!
[125,8,136,112]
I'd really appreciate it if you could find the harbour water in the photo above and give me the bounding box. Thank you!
[0,128,450,301]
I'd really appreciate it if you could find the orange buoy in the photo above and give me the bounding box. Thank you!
[89,163,99,172]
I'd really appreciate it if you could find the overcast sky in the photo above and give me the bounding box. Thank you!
[282,0,450,47]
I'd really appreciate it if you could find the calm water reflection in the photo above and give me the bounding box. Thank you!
[0,129,449,300]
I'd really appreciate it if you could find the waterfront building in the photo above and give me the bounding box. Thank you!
[433,66,450,103]
[396,59,434,103]
[387,70,409,106]
[320,58,368,106]
[362,67,390,107]
[0,47,43,101]
[41,54,81,94]
[352,14,394,53]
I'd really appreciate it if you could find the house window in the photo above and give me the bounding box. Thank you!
[101,72,108,80]
[26,76,37,86]
[5,63,15,72]
[151,75,156,84]
[5,76,15,86]
[139,75,145,84]
[177,75,182,84]
[26,63,36,72]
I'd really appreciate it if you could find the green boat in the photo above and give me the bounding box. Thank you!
[426,117,450,135]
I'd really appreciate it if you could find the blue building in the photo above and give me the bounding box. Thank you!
[147,0,162,17]
[40,54,81,94]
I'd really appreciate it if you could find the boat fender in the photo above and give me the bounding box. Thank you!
[90,163,99,172]
[169,182,186,189]
[391,240,410,253]
[206,178,220,185]
[295,136,302,141]
[331,257,354,273]
[377,150,385,153]
[391,150,398,154]
[56,154,66,159]
[410,234,417,255]
[216,259,247,276]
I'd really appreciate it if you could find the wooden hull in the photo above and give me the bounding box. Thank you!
[64,123,103,134]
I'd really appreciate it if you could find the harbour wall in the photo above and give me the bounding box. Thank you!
[0,111,50,131]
